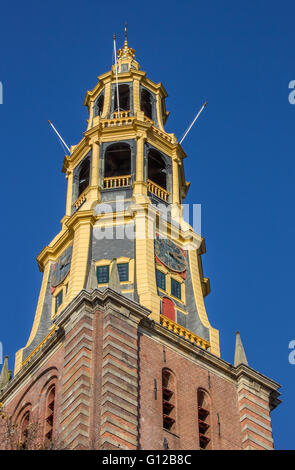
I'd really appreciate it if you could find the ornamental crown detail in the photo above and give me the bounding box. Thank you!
[117,39,135,60]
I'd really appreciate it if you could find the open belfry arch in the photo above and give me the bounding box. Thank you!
[0,33,281,450]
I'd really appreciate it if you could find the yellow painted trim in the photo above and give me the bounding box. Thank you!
[133,79,140,115]
[172,157,180,205]
[188,249,220,356]
[67,219,93,302]
[14,349,23,375]
[21,326,58,367]
[135,211,160,321]
[24,262,51,349]
[121,288,134,294]
[155,263,186,305]
[51,274,70,320]
[160,315,210,351]
[156,89,165,132]
[94,258,134,287]
[102,80,112,119]
[65,170,73,217]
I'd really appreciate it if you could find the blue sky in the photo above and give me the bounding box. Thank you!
[0,0,294,449]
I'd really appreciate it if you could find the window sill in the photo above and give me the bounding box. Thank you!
[163,428,180,439]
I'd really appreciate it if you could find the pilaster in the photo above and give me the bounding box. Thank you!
[59,306,94,449]
[235,366,278,450]
[102,79,112,119]
[100,303,141,449]
[188,249,220,356]
[65,169,73,217]
[66,214,95,302]
[134,207,160,321]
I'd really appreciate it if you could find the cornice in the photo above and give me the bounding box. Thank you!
[83,123,102,141]
[54,288,151,331]
[37,211,96,271]
[83,71,112,106]
[83,66,168,111]
[0,328,63,405]
[0,289,281,412]
[140,76,168,98]
[141,317,281,402]
[65,210,97,231]
[235,364,281,392]
[62,135,90,173]
[63,120,182,173]
[37,229,73,272]
[175,142,187,159]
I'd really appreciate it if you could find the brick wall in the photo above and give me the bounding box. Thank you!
[0,344,64,449]
[0,290,280,451]
[138,333,243,450]
[236,372,275,450]
[100,303,140,449]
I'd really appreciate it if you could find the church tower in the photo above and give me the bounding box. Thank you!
[0,35,281,451]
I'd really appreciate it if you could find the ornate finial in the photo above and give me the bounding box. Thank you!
[117,25,135,60]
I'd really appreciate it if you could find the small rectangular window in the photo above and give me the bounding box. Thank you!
[96,265,109,284]
[121,63,129,72]
[156,269,166,291]
[171,278,181,300]
[117,263,129,282]
[55,290,63,313]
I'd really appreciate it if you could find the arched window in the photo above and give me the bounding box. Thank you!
[162,369,176,432]
[141,88,153,120]
[20,410,30,449]
[44,385,56,443]
[78,158,90,197]
[95,94,104,117]
[148,149,167,190]
[114,84,130,112]
[104,143,131,179]
[197,389,211,449]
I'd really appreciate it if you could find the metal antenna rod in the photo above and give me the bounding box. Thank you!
[113,33,120,118]
[48,120,70,153]
[179,101,207,145]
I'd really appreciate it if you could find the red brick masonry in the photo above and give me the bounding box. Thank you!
[0,289,281,450]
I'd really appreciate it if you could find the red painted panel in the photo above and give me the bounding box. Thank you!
[162,297,175,322]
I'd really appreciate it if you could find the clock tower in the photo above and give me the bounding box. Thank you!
[13,33,219,374]
[0,35,281,451]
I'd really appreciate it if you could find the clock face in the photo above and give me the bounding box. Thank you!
[155,237,186,272]
[51,246,73,287]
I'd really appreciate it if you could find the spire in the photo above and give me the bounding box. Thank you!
[0,356,11,390]
[108,259,121,293]
[234,331,248,367]
[117,24,135,61]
